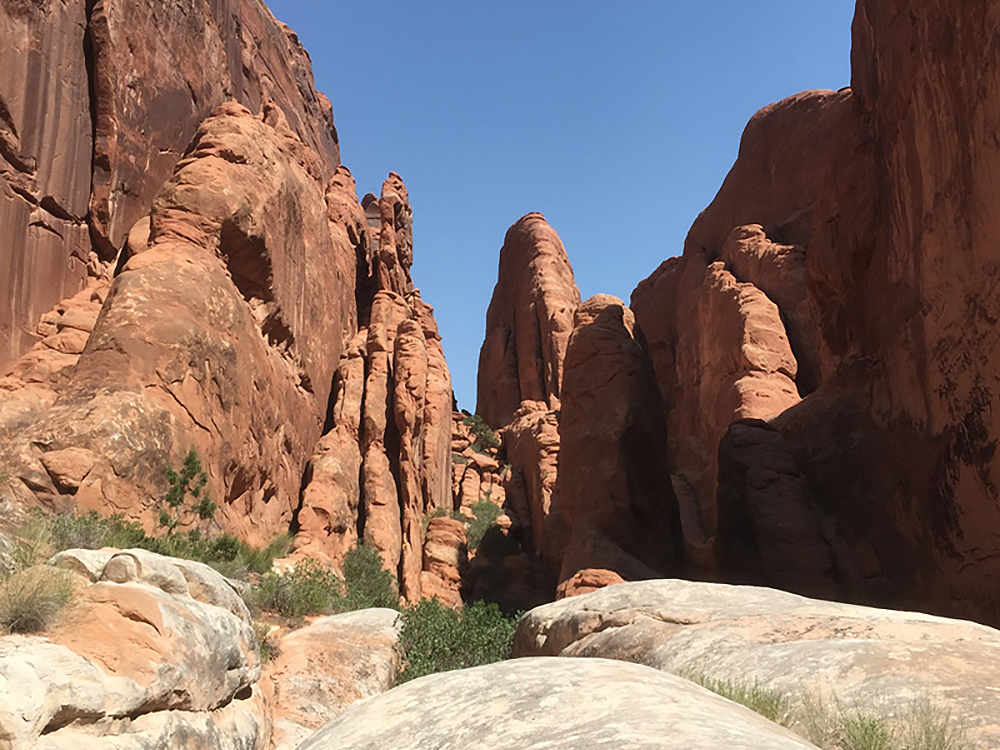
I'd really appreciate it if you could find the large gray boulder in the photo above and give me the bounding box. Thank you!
[515,579,1000,748]
[0,551,264,750]
[296,657,819,750]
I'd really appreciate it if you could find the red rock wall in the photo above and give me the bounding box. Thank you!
[557,295,683,584]
[633,0,1000,623]
[295,176,455,601]
[0,104,356,545]
[477,213,581,428]
[0,0,339,371]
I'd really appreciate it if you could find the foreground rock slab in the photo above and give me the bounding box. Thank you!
[515,579,1000,748]
[297,657,818,750]
[0,549,265,750]
[266,609,400,750]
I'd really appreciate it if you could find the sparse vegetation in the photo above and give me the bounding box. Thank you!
[688,675,972,750]
[337,542,399,611]
[462,413,500,454]
[249,543,399,620]
[0,517,76,635]
[253,620,279,663]
[686,673,790,724]
[395,597,518,683]
[0,565,75,634]
[18,508,290,579]
[464,499,502,551]
[160,447,216,534]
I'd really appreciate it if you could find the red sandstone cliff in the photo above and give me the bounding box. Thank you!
[0,0,459,608]
[630,0,1000,622]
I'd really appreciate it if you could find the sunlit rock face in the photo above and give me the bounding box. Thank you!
[632,0,1000,623]
[477,212,581,429]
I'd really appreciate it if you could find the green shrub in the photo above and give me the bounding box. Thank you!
[339,543,399,611]
[840,715,893,750]
[160,448,216,533]
[250,558,343,618]
[248,544,398,619]
[465,500,502,551]
[9,513,54,569]
[26,506,290,581]
[462,414,500,454]
[396,598,517,683]
[0,565,74,634]
[49,510,146,552]
[690,677,972,750]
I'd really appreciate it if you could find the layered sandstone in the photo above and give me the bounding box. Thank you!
[477,213,581,428]
[0,0,339,370]
[557,295,683,584]
[0,103,356,546]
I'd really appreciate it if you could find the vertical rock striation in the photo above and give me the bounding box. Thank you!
[295,175,455,602]
[557,295,683,585]
[477,213,581,428]
[0,0,340,371]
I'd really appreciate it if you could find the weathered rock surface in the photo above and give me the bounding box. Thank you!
[628,0,1000,623]
[516,579,1000,748]
[294,198,455,601]
[0,550,265,750]
[265,609,400,750]
[716,420,837,600]
[0,0,340,371]
[0,0,97,369]
[296,657,819,750]
[477,213,581,428]
[558,295,682,583]
[502,401,562,565]
[1,103,356,546]
[420,517,467,608]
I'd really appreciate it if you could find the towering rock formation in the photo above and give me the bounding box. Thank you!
[477,213,581,429]
[557,295,683,584]
[476,215,685,597]
[631,0,1000,622]
[0,0,339,370]
[294,175,454,602]
[0,0,457,605]
[0,103,355,545]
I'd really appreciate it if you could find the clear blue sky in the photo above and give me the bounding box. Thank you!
[266,1,855,411]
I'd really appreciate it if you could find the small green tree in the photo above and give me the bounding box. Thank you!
[462,414,500,454]
[160,448,216,534]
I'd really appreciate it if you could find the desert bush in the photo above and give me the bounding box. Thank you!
[462,414,500,454]
[686,673,790,724]
[689,675,971,750]
[249,558,343,619]
[160,447,216,533]
[20,508,289,580]
[0,565,74,634]
[465,500,502,551]
[396,598,517,683]
[840,714,893,750]
[248,544,398,619]
[49,510,146,551]
[339,543,398,611]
